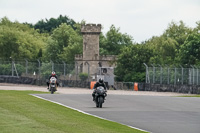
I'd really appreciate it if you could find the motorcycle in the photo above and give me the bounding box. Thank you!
[94,86,107,108]
[49,77,57,94]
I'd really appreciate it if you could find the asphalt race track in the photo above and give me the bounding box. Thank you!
[34,93,200,133]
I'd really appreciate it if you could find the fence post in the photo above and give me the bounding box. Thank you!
[165,65,170,84]
[143,63,149,83]
[62,61,66,86]
[63,61,66,78]
[50,60,54,72]
[196,66,199,85]
[25,59,28,76]
[174,66,177,85]
[12,61,14,76]
[75,61,78,81]
[158,65,162,84]
[37,59,41,85]
[193,66,195,85]
[191,65,194,85]
[151,64,155,84]
[180,65,183,85]
[189,68,191,85]
[194,65,198,85]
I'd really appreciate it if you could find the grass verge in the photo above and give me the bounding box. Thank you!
[179,95,200,97]
[0,90,147,133]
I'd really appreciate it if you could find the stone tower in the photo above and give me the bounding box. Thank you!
[81,24,101,75]
[75,24,116,81]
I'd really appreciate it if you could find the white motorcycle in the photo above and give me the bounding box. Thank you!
[49,77,57,94]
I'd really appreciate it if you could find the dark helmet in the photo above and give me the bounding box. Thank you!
[99,78,103,83]
[52,71,56,76]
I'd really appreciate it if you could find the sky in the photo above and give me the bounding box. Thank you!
[0,0,200,43]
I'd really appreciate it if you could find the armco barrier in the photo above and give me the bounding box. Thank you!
[143,83,200,94]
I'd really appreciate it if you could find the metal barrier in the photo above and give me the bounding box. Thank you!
[144,63,200,85]
[0,59,101,89]
[0,60,86,81]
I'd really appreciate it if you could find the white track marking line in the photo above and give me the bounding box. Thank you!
[31,94,150,133]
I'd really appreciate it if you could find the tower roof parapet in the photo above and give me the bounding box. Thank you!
[75,54,83,61]
[81,24,101,34]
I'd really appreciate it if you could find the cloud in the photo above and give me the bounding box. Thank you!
[0,0,199,42]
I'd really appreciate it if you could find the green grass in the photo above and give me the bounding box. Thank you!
[0,90,147,133]
[179,95,200,97]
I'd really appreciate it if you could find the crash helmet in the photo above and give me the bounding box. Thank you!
[99,78,103,83]
[52,71,56,76]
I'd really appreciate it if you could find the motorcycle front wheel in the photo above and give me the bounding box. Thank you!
[51,88,54,94]
[99,96,104,108]
[96,97,99,107]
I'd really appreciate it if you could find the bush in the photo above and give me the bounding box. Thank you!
[79,73,88,81]
[15,64,25,76]
[0,63,25,76]
[0,64,12,75]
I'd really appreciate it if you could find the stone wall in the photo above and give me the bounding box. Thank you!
[0,76,90,88]
[75,54,117,74]
[0,76,38,85]
[99,55,117,67]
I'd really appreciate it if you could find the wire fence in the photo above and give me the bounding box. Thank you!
[6,60,195,91]
[1,60,199,93]
[0,59,144,90]
[0,60,78,81]
[144,64,200,85]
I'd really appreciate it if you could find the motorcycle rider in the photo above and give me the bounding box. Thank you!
[92,78,107,101]
[47,71,59,90]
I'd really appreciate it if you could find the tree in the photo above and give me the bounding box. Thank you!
[162,21,192,48]
[145,36,177,65]
[193,21,200,33]
[100,25,133,55]
[34,15,76,33]
[115,44,152,82]
[44,23,82,63]
[0,17,47,60]
[43,38,60,61]
[178,32,200,65]
[60,42,82,63]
